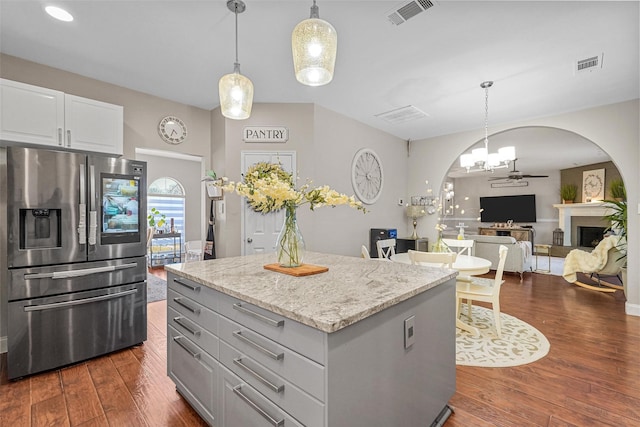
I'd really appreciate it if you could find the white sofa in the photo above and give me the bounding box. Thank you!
[447,234,533,280]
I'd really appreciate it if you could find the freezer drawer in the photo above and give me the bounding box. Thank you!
[8,256,146,301]
[7,282,147,379]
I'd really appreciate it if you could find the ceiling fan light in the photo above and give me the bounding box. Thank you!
[292,2,337,87]
[498,146,516,161]
[219,70,253,120]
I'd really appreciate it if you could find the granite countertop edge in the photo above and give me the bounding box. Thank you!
[165,252,457,333]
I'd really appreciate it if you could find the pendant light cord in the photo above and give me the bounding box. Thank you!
[484,83,489,150]
[234,2,239,68]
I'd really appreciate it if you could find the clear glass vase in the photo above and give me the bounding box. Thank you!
[432,234,450,253]
[277,203,305,267]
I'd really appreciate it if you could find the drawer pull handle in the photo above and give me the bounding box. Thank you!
[233,385,284,427]
[173,336,200,360]
[173,317,201,337]
[174,278,200,292]
[233,358,284,393]
[232,331,284,361]
[173,297,201,315]
[233,303,284,328]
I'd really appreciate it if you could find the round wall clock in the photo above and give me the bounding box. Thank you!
[351,148,383,205]
[158,116,187,145]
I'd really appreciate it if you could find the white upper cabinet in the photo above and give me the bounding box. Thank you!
[0,79,65,147]
[0,79,123,155]
[64,94,123,155]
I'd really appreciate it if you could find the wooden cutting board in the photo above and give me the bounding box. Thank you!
[263,263,329,277]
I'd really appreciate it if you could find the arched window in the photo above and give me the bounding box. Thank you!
[147,177,185,234]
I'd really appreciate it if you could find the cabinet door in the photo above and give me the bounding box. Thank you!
[64,94,123,155]
[168,326,218,425]
[0,79,64,147]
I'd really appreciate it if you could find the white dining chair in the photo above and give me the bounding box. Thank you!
[442,238,475,256]
[361,245,371,259]
[376,238,396,260]
[407,250,457,268]
[456,245,508,337]
[184,240,203,262]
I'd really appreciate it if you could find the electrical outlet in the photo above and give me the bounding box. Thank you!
[404,315,415,349]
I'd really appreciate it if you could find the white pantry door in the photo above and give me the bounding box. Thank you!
[241,151,296,256]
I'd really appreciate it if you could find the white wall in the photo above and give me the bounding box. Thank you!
[213,103,408,258]
[408,100,640,315]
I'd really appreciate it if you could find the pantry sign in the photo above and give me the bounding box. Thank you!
[243,126,289,143]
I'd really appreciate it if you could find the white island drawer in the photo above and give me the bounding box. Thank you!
[169,306,219,358]
[220,341,324,427]
[168,273,219,311]
[168,288,219,332]
[168,326,218,426]
[219,364,304,427]
[218,292,326,365]
[219,314,325,402]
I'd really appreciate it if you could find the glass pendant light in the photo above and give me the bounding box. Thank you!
[219,0,253,120]
[291,0,337,86]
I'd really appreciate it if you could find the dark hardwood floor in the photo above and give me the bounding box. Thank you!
[1,268,638,426]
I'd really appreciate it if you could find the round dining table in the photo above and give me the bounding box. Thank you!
[390,252,493,335]
[390,252,492,276]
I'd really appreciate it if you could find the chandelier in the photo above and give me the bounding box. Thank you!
[219,0,254,120]
[291,0,337,86]
[459,81,515,172]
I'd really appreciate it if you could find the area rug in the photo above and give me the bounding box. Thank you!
[147,274,167,303]
[456,305,550,367]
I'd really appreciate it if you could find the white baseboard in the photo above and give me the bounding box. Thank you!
[625,301,640,316]
[0,335,6,354]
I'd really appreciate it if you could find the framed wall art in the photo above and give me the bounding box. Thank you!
[582,168,605,202]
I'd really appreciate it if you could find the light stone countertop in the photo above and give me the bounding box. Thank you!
[165,251,457,333]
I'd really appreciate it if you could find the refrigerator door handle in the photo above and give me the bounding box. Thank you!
[23,262,138,280]
[23,288,138,312]
[88,164,97,245]
[78,164,87,244]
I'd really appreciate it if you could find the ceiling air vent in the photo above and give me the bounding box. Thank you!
[575,53,604,74]
[387,0,436,25]
[375,105,429,125]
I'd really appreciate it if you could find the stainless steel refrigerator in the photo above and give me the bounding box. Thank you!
[1,146,148,379]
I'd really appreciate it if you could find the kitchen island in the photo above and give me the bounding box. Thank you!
[165,251,456,427]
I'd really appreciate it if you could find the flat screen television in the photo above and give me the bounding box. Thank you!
[479,194,537,223]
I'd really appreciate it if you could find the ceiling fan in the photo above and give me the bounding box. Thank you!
[488,159,549,181]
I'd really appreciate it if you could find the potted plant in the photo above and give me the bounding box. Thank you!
[608,178,626,201]
[603,199,627,297]
[560,183,577,204]
[147,207,166,233]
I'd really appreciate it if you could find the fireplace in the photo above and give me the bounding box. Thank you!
[578,226,606,248]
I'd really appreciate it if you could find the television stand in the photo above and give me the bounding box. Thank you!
[478,227,534,247]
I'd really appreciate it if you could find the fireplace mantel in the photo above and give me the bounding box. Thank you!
[554,202,612,246]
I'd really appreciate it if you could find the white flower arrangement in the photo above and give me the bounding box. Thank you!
[219,162,366,214]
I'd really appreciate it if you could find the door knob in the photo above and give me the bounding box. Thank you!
[247,238,253,243]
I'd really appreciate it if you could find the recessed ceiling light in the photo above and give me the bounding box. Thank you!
[45,6,74,22]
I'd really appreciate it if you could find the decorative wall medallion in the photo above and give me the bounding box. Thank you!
[351,148,383,205]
